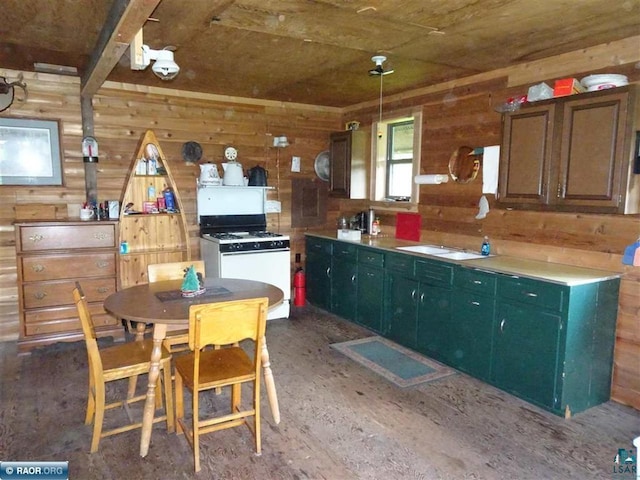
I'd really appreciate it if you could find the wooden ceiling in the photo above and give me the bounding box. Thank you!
[1,0,638,107]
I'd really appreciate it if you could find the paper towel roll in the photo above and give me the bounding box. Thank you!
[414,174,449,184]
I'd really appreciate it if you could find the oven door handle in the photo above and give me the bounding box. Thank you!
[220,249,291,255]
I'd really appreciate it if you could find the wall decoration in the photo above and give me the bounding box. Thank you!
[0,117,63,185]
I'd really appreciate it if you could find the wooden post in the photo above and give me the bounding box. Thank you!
[81,95,98,205]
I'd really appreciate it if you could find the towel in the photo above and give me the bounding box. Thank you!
[482,145,500,195]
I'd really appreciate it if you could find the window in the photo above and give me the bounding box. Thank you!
[386,120,414,199]
[372,110,421,203]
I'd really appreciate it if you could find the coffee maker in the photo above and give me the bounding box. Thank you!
[352,208,375,233]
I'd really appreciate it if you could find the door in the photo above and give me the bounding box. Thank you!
[332,259,357,321]
[498,103,556,205]
[491,302,562,409]
[417,283,453,365]
[557,91,628,210]
[306,239,332,310]
[385,272,418,348]
[356,264,384,333]
[450,290,494,380]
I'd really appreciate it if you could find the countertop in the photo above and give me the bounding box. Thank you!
[306,231,622,286]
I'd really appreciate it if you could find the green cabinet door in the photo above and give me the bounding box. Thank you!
[450,290,495,380]
[417,283,452,363]
[385,271,418,349]
[356,264,384,333]
[491,301,562,410]
[305,237,332,310]
[332,259,357,321]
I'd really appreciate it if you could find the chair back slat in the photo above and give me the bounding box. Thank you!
[188,298,268,351]
[148,260,205,283]
[73,282,103,377]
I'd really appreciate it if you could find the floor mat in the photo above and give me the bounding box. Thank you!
[331,336,456,387]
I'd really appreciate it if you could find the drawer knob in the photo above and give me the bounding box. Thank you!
[473,280,482,285]
[525,292,538,298]
[28,234,44,243]
[97,287,110,294]
[93,232,108,240]
[31,264,45,273]
[95,261,108,269]
[34,291,47,300]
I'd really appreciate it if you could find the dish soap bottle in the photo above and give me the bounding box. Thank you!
[481,236,491,256]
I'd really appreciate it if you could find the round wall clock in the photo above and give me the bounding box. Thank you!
[224,146,238,161]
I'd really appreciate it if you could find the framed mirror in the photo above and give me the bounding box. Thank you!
[449,146,480,183]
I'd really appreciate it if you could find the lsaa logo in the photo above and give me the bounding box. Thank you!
[613,447,637,476]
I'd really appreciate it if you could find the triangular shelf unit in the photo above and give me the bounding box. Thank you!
[118,130,191,288]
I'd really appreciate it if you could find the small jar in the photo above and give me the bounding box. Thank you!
[120,241,129,254]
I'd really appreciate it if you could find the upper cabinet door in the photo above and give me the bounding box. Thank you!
[498,104,556,205]
[329,130,351,197]
[557,91,628,209]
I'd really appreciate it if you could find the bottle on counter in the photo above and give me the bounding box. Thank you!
[481,236,491,256]
[371,217,380,235]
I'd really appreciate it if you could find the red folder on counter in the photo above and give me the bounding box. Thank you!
[395,213,421,241]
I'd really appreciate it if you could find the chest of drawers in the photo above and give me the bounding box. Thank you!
[15,221,124,353]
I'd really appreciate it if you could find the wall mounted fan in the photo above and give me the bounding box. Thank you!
[0,73,28,112]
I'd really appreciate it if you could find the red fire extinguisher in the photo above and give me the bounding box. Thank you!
[293,267,306,306]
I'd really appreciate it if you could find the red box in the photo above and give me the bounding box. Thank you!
[142,201,157,213]
[553,78,585,97]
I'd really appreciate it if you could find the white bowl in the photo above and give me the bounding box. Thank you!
[580,74,628,92]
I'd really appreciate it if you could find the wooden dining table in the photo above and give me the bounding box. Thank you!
[103,277,284,457]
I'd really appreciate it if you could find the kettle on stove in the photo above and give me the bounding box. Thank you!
[222,160,245,186]
[247,165,268,186]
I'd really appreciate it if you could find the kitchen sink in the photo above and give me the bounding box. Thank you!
[396,245,453,255]
[434,251,489,260]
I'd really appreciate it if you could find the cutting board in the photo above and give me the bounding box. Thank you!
[395,212,421,241]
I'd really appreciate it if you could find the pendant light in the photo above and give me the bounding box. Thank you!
[369,55,394,138]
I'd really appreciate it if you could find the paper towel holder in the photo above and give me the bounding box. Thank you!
[449,146,481,183]
[414,174,449,184]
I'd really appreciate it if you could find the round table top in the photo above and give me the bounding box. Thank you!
[104,277,284,325]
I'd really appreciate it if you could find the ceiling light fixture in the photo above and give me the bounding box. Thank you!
[141,45,180,80]
[369,55,394,138]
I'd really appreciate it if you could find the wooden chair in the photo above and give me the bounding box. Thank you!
[174,297,269,472]
[73,282,174,453]
[147,260,206,353]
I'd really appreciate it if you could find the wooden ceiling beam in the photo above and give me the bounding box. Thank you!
[81,0,162,97]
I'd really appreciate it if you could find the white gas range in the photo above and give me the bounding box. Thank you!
[198,186,291,320]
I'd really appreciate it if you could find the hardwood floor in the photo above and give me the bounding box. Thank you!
[1,305,638,479]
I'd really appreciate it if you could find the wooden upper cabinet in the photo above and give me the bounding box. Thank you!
[329,130,366,199]
[499,86,640,214]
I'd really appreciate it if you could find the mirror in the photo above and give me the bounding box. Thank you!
[449,146,481,183]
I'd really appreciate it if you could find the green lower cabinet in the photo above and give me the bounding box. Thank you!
[331,259,357,321]
[356,264,384,333]
[385,272,418,349]
[305,238,332,310]
[491,302,562,411]
[450,290,494,381]
[416,284,452,364]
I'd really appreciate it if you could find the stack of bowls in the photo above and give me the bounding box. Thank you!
[580,74,628,92]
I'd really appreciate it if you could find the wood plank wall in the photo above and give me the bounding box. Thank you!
[324,38,640,410]
[1,35,639,410]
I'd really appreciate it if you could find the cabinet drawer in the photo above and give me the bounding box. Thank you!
[358,249,384,267]
[21,253,116,281]
[415,259,453,286]
[455,268,497,295]
[385,252,414,272]
[498,276,564,311]
[25,313,117,336]
[22,278,116,309]
[19,224,116,252]
[306,237,333,256]
[333,242,358,260]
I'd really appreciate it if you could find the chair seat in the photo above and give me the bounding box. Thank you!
[175,347,255,389]
[100,339,171,375]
